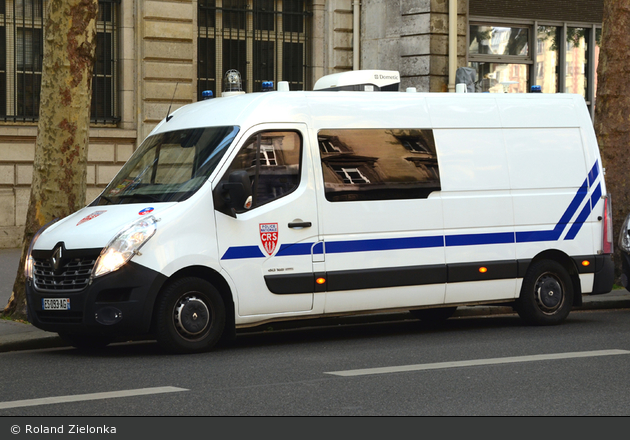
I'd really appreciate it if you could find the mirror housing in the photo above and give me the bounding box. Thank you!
[214,170,252,218]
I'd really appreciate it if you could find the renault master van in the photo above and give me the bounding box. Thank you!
[24,72,615,353]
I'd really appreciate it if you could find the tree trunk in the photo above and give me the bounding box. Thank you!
[594,0,630,284]
[2,0,99,319]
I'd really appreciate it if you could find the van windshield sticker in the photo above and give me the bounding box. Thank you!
[139,207,154,215]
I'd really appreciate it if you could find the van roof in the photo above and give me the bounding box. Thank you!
[151,91,589,136]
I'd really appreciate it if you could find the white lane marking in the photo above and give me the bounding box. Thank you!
[0,386,188,410]
[325,349,630,377]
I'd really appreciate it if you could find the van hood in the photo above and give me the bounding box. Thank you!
[34,203,178,251]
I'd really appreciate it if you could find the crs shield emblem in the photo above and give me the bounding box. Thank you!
[260,223,279,256]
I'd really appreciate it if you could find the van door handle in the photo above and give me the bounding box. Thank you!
[288,221,312,229]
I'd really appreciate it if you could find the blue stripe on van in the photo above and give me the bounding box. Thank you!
[221,245,265,260]
[588,161,599,187]
[515,178,588,243]
[220,160,603,260]
[325,235,444,253]
[564,182,602,240]
[445,232,514,247]
[277,242,324,257]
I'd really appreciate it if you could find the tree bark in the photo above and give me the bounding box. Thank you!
[594,0,630,283]
[2,0,99,319]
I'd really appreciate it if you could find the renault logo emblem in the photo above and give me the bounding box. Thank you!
[51,246,63,272]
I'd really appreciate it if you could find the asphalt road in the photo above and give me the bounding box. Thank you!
[1,308,630,416]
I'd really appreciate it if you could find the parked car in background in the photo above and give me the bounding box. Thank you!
[619,213,630,291]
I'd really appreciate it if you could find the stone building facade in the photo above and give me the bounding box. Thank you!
[0,0,604,247]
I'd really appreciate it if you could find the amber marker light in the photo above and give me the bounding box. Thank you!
[582,260,591,267]
[479,267,488,273]
[316,277,326,285]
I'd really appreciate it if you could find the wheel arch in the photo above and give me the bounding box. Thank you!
[150,265,236,339]
[526,249,582,307]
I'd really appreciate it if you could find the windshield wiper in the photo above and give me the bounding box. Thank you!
[115,193,162,203]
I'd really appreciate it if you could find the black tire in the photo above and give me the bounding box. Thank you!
[154,277,226,354]
[515,260,574,325]
[58,333,113,350]
[410,306,457,323]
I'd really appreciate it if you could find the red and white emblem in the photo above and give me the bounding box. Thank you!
[259,223,279,256]
[76,210,106,226]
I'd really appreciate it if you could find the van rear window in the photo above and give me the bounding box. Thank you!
[318,129,441,202]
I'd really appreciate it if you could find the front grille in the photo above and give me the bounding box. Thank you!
[33,256,97,292]
[36,311,84,324]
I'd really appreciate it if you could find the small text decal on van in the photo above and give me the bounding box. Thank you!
[76,210,106,226]
[260,223,279,255]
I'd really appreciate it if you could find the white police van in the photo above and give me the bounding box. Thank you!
[24,71,614,353]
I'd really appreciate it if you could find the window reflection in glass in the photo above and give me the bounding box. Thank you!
[319,129,440,202]
[536,26,559,93]
[469,25,529,56]
[468,62,528,93]
[223,131,302,209]
[566,28,588,97]
[594,28,601,106]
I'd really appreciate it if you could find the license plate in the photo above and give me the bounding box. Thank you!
[42,298,71,311]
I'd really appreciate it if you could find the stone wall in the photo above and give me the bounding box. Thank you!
[362,0,467,92]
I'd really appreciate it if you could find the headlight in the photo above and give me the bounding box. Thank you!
[620,213,630,253]
[92,216,158,278]
[25,218,60,280]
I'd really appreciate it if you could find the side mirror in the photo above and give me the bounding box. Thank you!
[215,170,252,218]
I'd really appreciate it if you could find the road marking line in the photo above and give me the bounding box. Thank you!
[325,349,630,377]
[0,386,188,410]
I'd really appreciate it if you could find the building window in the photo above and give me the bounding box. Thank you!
[0,0,119,123]
[198,0,311,99]
[468,19,601,118]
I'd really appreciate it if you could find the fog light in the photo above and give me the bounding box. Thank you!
[95,307,123,325]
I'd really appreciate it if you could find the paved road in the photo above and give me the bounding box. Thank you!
[1,308,630,416]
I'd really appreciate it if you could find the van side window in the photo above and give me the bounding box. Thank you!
[221,130,302,210]
[319,129,440,202]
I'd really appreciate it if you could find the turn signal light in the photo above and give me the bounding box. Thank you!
[479,267,488,273]
[582,260,590,267]
[316,277,326,285]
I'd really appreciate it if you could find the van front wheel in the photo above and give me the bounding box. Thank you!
[155,277,226,354]
[515,260,573,325]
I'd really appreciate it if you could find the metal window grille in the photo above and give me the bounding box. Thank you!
[198,0,311,99]
[0,0,119,123]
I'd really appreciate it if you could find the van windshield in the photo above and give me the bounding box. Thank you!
[93,126,239,205]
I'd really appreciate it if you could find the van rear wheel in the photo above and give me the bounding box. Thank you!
[515,260,573,325]
[155,277,226,354]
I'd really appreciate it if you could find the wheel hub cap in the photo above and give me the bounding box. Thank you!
[535,274,563,312]
[175,297,210,336]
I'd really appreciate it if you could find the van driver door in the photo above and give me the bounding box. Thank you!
[214,124,321,317]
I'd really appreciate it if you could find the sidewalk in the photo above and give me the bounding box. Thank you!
[2,246,630,353]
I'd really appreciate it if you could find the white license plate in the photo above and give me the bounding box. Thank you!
[42,298,71,311]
